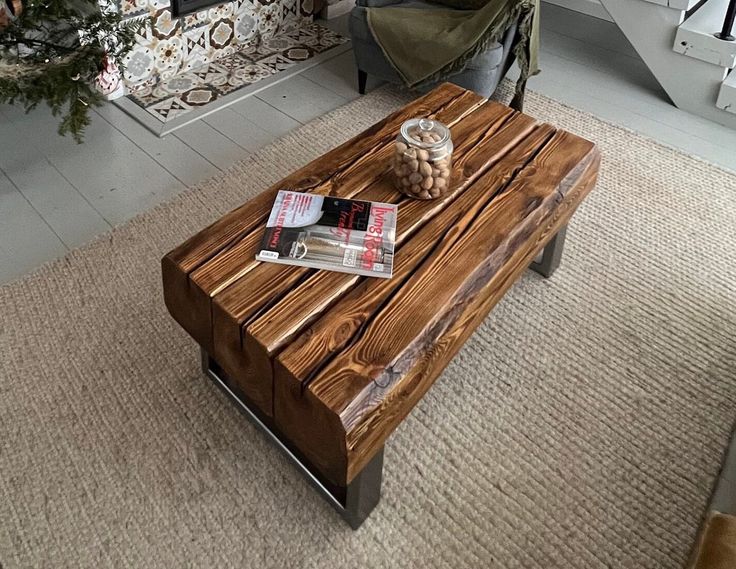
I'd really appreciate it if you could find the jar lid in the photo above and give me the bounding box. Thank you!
[400,118,451,148]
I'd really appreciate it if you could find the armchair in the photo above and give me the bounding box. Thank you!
[348,0,519,100]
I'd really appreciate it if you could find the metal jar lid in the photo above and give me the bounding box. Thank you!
[399,118,453,160]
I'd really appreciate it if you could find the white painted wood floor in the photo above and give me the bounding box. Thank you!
[1,4,735,285]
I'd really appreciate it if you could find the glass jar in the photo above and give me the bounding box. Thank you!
[392,118,453,200]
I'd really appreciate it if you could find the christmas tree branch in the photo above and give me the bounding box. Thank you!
[0,0,147,142]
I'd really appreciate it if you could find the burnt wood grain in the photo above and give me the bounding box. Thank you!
[203,97,507,414]
[162,83,483,353]
[162,84,600,488]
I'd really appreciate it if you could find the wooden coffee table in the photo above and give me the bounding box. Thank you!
[162,83,600,529]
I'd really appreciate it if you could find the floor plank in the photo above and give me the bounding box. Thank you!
[0,170,68,283]
[255,74,349,123]
[541,27,665,98]
[95,104,221,187]
[519,44,736,166]
[0,157,111,250]
[0,111,111,249]
[527,65,736,164]
[225,96,302,138]
[302,50,363,100]
[173,120,251,171]
[203,107,287,152]
[541,2,640,58]
[2,104,185,225]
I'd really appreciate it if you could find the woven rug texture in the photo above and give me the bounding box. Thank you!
[1,84,735,569]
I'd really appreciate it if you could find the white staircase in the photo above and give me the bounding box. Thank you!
[717,69,736,110]
[674,0,736,66]
[597,0,736,128]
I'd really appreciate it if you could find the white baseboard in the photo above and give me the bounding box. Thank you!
[543,0,613,21]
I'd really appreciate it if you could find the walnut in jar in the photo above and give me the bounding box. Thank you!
[392,118,453,200]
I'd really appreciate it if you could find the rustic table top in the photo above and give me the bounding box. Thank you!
[163,83,600,487]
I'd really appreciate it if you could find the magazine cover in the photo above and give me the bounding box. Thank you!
[256,190,397,278]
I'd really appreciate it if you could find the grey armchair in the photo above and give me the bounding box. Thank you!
[349,0,519,99]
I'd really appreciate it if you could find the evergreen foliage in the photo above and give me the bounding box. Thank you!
[0,0,146,142]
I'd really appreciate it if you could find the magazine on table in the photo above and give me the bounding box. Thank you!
[256,190,397,278]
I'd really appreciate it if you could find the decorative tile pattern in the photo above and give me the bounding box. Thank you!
[126,22,348,123]
[119,0,313,88]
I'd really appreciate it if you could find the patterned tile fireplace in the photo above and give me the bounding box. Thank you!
[118,0,315,89]
[125,22,348,124]
[114,0,349,135]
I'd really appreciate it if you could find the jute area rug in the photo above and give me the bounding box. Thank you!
[1,84,735,569]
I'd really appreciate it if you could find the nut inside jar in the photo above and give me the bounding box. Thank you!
[392,118,452,200]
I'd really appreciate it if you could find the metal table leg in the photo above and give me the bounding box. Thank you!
[200,349,383,530]
[530,225,567,278]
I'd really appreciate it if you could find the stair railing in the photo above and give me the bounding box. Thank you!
[716,0,736,41]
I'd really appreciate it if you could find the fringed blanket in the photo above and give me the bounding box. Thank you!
[367,0,539,108]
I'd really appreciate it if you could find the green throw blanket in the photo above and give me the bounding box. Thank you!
[366,0,539,108]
